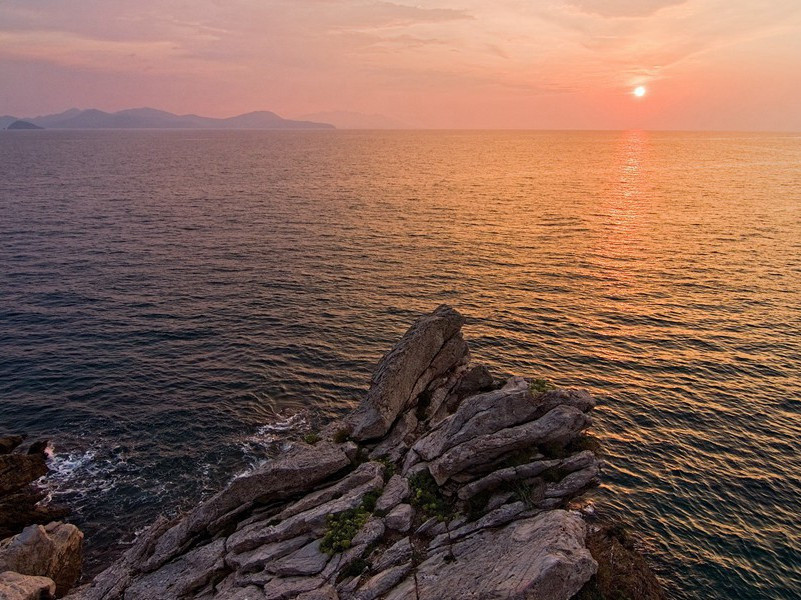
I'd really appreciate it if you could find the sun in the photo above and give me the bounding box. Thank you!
[633,86,647,98]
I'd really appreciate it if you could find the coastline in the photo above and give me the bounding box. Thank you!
[1,305,665,599]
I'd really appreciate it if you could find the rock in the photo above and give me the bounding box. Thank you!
[429,405,592,484]
[0,570,56,600]
[456,457,557,500]
[0,454,48,496]
[451,365,494,400]
[374,475,409,514]
[144,442,355,571]
[227,536,311,573]
[371,537,412,572]
[349,305,466,440]
[384,504,413,533]
[353,562,412,600]
[544,463,601,499]
[296,585,338,600]
[262,576,324,600]
[0,522,83,597]
[412,377,535,462]
[268,540,328,577]
[123,539,226,600]
[404,511,596,600]
[0,436,25,455]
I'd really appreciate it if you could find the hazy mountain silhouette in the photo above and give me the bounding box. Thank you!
[298,110,411,129]
[6,108,335,130]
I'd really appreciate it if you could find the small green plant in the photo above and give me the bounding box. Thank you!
[529,378,556,395]
[333,429,351,444]
[409,471,453,521]
[361,490,381,513]
[374,457,397,482]
[303,432,320,445]
[341,557,370,578]
[320,507,370,555]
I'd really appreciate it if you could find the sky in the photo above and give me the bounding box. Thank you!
[1,0,800,130]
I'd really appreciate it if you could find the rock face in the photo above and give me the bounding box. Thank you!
[0,570,56,600]
[0,523,83,597]
[67,305,614,600]
[0,438,69,540]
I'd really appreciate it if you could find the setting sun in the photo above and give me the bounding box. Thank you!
[633,86,647,98]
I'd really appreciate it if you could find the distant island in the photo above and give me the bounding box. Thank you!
[0,108,335,130]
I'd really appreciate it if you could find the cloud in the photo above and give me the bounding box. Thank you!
[562,0,688,19]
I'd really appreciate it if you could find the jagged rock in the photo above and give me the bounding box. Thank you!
[296,585,338,600]
[0,522,83,597]
[398,511,595,600]
[0,454,48,496]
[456,457,558,500]
[429,502,527,550]
[428,404,592,484]
[544,463,601,499]
[0,436,25,455]
[263,575,323,600]
[227,536,311,573]
[124,539,225,600]
[353,562,412,600]
[371,538,412,572]
[0,570,56,600]
[268,540,328,577]
[384,504,413,533]
[374,475,409,514]
[349,305,466,441]
[143,442,355,571]
[227,474,383,555]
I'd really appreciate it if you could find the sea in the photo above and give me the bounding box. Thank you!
[0,129,799,599]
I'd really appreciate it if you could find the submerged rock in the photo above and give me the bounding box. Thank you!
[63,305,662,600]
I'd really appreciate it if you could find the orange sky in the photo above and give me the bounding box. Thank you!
[2,0,800,129]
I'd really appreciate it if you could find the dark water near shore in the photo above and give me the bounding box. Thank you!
[1,130,799,598]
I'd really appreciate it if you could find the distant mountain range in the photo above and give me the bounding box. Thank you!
[296,110,411,129]
[0,108,335,130]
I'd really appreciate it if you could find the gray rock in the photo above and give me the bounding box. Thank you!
[0,570,56,600]
[296,585,338,600]
[350,518,385,548]
[429,405,591,484]
[374,475,409,514]
[0,522,83,597]
[227,475,383,555]
[368,413,418,463]
[371,537,412,572]
[122,538,225,600]
[227,536,311,573]
[350,305,466,441]
[277,463,383,522]
[353,562,412,600]
[263,576,324,600]
[544,463,601,499]
[429,502,527,550]
[456,457,558,500]
[143,442,354,572]
[268,540,328,577]
[412,377,535,461]
[384,504,414,533]
[215,586,266,600]
[407,511,596,600]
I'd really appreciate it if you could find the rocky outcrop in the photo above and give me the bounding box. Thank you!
[65,305,661,600]
[0,570,56,600]
[0,523,83,597]
[0,437,69,540]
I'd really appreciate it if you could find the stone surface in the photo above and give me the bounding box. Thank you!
[0,570,56,600]
[383,504,413,533]
[405,511,596,600]
[143,442,354,571]
[429,404,592,484]
[0,436,25,455]
[0,522,83,597]
[374,475,409,514]
[349,305,466,440]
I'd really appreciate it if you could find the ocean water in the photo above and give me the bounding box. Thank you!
[0,129,799,598]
